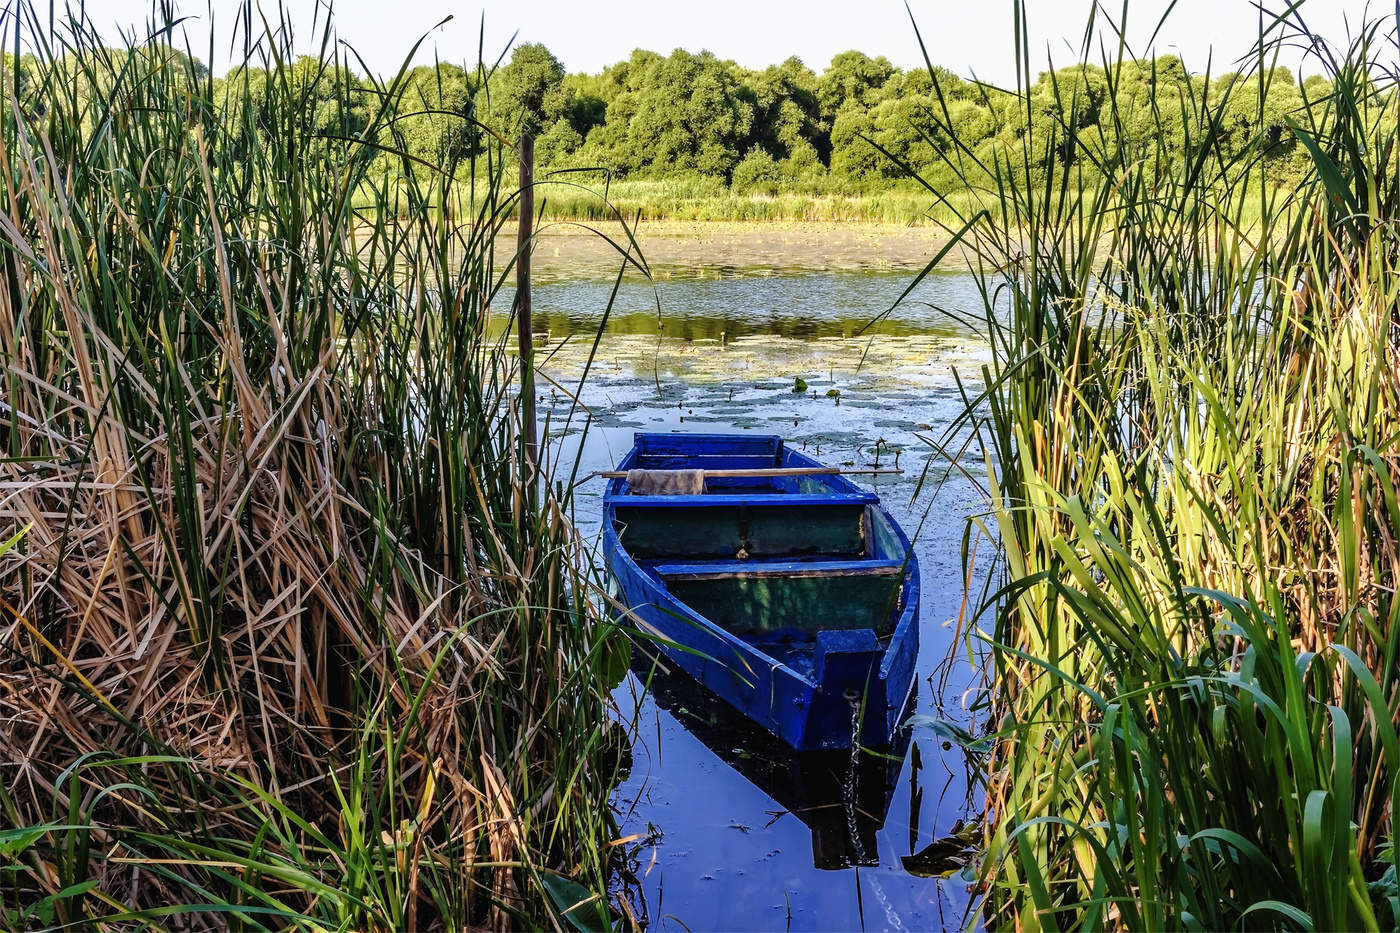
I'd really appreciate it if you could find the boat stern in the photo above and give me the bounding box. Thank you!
[803,629,885,749]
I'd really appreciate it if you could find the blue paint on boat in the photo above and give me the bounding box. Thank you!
[603,432,920,751]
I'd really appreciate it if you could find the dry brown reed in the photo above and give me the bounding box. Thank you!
[0,3,631,929]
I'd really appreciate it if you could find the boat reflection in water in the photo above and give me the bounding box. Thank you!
[633,649,913,870]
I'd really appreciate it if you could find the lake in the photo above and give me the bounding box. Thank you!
[534,253,994,930]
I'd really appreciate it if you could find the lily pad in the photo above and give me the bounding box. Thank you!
[900,824,979,878]
[541,873,612,933]
[905,714,994,753]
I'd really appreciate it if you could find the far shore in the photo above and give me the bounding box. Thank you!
[500,220,963,279]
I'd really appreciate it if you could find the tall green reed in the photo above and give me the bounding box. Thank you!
[0,2,636,928]
[907,3,1400,928]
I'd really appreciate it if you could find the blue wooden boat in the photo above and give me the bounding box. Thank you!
[603,432,919,751]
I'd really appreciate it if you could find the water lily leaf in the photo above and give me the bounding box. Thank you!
[541,873,612,933]
[901,836,976,878]
[793,376,808,393]
[905,714,993,753]
[597,631,631,690]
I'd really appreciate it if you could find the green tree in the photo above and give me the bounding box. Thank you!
[215,55,371,178]
[564,73,608,138]
[492,43,569,129]
[575,49,754,179]
[740,57,826,162]
[390,63,473,169]
[868,95,950,176]
[221,56,370,140]
[1023,64,1109,167]
[1210,67,1305,161]
[731,146,783,193]
[830,106,879,178]
[817,51,896,121]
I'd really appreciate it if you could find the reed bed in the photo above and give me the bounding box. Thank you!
[527,179,978,224]
[918,4,1400,929]
[0,3,634,929]
[360,174,983,225]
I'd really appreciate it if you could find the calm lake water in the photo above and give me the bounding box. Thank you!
[537,264,993,931]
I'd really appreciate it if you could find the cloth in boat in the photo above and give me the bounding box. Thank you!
[626,469,706,495]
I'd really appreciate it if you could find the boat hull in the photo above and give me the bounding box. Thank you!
[603,433,919,751]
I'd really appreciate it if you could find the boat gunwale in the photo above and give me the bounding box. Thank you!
[603,435,919,693]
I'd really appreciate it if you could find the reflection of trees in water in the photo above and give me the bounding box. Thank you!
[498,270,989,342]
[531,309,965,341]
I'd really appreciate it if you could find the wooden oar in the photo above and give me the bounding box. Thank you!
[592,466,903,478]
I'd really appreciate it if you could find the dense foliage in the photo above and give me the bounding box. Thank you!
[934,7,1400,930]
[504,45,1327,193]
[0,4,633,929]
[12,37,1339,208]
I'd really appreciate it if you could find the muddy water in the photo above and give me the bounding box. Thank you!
[537,257,992,931]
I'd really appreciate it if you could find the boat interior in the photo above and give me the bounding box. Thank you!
[611,435,911,677]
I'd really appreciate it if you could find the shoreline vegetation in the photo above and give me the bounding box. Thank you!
[936,4,1400,930]
[0,2,632,929]
[368,182,979,225]
[518,184,975,224]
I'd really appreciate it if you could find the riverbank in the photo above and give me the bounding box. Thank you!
[515,220,960,281]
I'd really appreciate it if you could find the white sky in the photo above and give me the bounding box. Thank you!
[89,0,1386,83]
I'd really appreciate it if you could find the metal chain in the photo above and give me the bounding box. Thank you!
[844,688,868,866]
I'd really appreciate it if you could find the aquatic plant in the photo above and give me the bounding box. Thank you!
[0,1,636,928]
[914,3,1400,928]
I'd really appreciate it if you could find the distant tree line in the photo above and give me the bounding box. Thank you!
[478,44,1336,191]
[17,41,1352,197]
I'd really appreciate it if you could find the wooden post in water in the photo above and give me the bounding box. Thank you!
[516,130,537,491]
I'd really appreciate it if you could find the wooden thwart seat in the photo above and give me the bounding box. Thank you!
[653,558,904,581]
[618,492,877,507]
[612,492,878,560]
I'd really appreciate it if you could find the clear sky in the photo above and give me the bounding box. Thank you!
[93,0,1384,83]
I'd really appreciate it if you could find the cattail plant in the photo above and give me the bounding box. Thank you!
[910,3,1400,928]
[0,2,638,928]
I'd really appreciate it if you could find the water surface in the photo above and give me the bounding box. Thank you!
[526,267,988,341]
[542,265,992,931]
